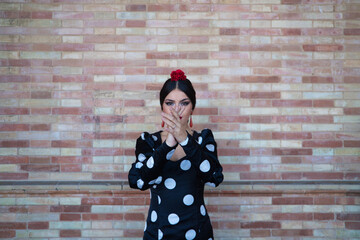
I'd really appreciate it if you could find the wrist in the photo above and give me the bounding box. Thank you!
[179,136,189,146]
[165,138,177,148]
[178,131,189,145]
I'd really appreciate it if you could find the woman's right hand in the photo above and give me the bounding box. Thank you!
[165,132,177,147]
[164,109,183,147]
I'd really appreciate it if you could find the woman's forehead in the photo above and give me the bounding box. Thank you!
[165,89,189,100]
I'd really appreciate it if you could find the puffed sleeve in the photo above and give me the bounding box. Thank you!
[180,129,223,187]
[128,132,177,191]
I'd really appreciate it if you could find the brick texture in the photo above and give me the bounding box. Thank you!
[0,190,357,239]
[0,0,359,239]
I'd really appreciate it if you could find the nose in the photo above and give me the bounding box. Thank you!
[172,104,181,112]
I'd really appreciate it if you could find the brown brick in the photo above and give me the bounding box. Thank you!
[303,140,342,148]
[0,223,26,229]
[0,173,28,180]
[124,213,145,221]
[241,221,281,229]
[60,214,81,221]
[60,230,81,237]
[63,206,91,213]
[337,213,360,221]
[314,213,334,220]
[272,229,313,236]
[273,100,312,107]
[273,197,313,205]
[251,229,270,237]
[0,231,15,238]
[20,164,60,172]
[272,148,312,155]
[223,164,250,172]
[344,108,360,115]
[241,172,281,180]
[241,92,281,99]
[302,76,334,83]
[273,132,312,140]
[344,141,360,147]
[344,29,360,35]
[124,229,143,238]
[345,222,360,230]
[273,213,313,220]
[0,141,29,147]
[314,197,335,205]
[303,172,344,180]
[0,124,29,131]
[82,213,123,221]
[28,222,49,229]
[303,44,343,52]
[281,172,302,180]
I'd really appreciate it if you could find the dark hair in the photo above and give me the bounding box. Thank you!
[160,79,196,110]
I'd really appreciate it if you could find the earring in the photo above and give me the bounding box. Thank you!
[161,121,165,128]
[189,116,193,128]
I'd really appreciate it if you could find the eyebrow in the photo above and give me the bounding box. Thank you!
[165,98,190,102]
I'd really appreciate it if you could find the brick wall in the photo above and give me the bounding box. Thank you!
[0,189,359,239]
[0,0,359,239]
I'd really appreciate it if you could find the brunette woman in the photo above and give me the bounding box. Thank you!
[128,69,223,240]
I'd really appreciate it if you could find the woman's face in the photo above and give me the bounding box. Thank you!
[162,88,193,125]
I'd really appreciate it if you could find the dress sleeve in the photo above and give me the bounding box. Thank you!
[180,129,224,187]
[128,132,177,191]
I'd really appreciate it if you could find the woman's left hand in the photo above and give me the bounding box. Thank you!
[161,108,188,143]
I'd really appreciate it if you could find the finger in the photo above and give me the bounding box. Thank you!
[178,107,185,119]
[161,111,171,118]
[164,126,174,134]
[162,116,176,129]
[170,108,181,123]
[161,112,175,122]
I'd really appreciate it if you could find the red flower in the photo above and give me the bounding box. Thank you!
[170,69,187,81]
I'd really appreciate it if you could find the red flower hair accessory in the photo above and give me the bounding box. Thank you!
[170,69,187,81]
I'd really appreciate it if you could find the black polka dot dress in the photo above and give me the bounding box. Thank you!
[128,129,224,240]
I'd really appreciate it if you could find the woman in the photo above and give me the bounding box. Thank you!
[128,69,223,240]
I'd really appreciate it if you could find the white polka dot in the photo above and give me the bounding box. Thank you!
[158,229,163,239]
[155,176,162,184]
[158,195,161,205]
[138,153,146,162]
[183,194,194,206]
[200,205,206,216]
[152,135,158,141]
[137,179,144,189]
[200,160,210,172]
[185,229,196,240]
[135,162,143,169]
[180,137,188,146]
[206,144,215,152]
[197,136,203,145]
[151,210,157,222]
[168,213,179,225]
[205,182,216,188]
[208,238,213,240]
[146,156,154,168]
[166,149,175,160]
[164,178,176,190]
[180,160,191,171]
[144,221,147,231]
[141,133,145,140]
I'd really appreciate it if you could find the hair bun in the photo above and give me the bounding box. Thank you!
[170,69,187,81]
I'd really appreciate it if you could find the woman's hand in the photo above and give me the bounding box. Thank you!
[161,108,188,144]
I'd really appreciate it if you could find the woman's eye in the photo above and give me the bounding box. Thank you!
[181,102,190,106]
[165,102,174,106]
